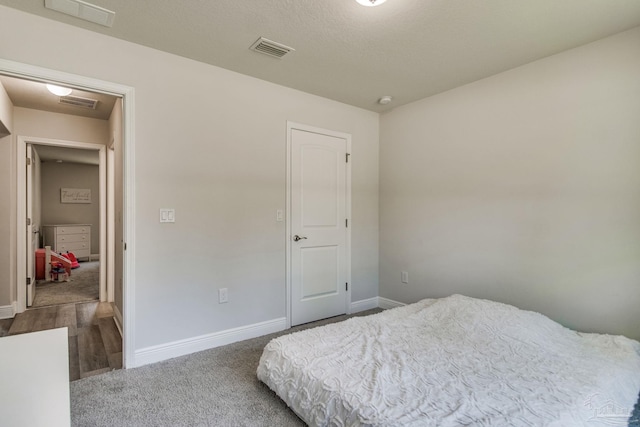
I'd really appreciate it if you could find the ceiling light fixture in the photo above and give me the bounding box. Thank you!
[356,0,387,6]
[378,96,393,105]
[46,84,73,96]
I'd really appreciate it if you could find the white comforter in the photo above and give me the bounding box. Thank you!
[257,295,640,426]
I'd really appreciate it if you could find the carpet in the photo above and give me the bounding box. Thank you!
[70,309,382,427]
[631,394,640,427]
[33,261,99,307]
[69,307,640,427]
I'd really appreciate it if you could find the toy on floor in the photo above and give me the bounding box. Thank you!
[61,251,80,269]
[36,247,72,280]
[50,262,69,282]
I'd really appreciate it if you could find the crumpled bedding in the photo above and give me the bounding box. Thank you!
[257,294,640,426]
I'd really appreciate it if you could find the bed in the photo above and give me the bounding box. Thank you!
[257,294,640,426]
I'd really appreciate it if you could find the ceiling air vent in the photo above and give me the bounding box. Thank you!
[250,37,295,59]
[45,0,115,27]
[59,95,99,110]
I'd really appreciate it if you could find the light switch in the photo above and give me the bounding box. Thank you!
[160,208,175,223]
[276,209,284,222]
[401,271,409,284]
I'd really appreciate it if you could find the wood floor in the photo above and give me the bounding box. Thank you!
[0,301,122,381]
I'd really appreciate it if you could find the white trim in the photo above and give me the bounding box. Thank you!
[345,132,352,315]
[122,84,136,370]
[285,122,352,328]
[17,137,106,311]
[113,303,123,336]
[0,58,136,369]
[106,147,115,302]
[133,317,287,368]
[98,145,106,302]
[378,297,406,310]
[350,297,379,313]
[0,302,16,319]
[285,124,292,329]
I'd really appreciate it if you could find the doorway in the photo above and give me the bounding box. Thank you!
[26,141,105,308]
[286,122,352,327]
[0,58,136,368]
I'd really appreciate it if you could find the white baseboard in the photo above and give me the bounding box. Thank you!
[133,317,287,368]
[0,302,16,319]
[350,297,379,313]
[113,303,123,337]
[378,297,405,310]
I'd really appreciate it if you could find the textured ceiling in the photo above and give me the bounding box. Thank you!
[0,0,640,112]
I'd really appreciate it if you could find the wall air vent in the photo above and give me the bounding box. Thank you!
[59,95,99,110]
[250,37,295,59]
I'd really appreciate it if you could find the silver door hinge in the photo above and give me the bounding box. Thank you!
[27,277,32,285]
[346,282,348,291]
[26,157,31,166]
[346,153,350,163]
[27,218,31,226]
[345,219,348,227]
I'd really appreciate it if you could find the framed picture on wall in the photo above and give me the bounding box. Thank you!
[60,188,91,204]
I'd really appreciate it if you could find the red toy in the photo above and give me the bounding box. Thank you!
[61,251,80,269]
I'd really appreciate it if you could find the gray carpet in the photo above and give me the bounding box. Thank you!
[70,309,382,427]
[33,261,99,307]
[631,395,640,427]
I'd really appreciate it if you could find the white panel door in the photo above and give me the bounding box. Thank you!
[291,128,348,326]
[26,145,36,307]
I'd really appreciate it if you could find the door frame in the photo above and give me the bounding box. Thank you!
[25,144,36,306]
[285,121,352,328]
[19,137,107,306]
[1,58,136,368]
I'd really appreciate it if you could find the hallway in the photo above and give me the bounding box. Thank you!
[0,301,122,381]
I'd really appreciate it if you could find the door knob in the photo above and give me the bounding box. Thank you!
[293,235,307,242]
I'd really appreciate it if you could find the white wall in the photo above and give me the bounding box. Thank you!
[13,107,109,145]
[0,80,12,136]
[0,81,13,307]
[380,27,640,340]
[40,162,100,254]
[0,6,379,353]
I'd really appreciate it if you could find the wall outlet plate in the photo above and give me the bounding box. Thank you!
[219,288,228,303]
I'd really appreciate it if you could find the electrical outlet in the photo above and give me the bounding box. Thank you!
[401,271,409,284]
[218,288,228,303]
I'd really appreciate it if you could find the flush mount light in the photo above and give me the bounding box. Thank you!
[356,0,387,6]
[378,96,393,105]
[46,84,73,96]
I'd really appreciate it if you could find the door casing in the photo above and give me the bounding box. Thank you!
[1,58,136,368]
[285,121,352,328]
[19,137,107,307]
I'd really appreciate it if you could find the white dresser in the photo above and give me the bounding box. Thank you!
[42,224,91,260]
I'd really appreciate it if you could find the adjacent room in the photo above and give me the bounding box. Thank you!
[0,74,124,381]
[0,0,638,426]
